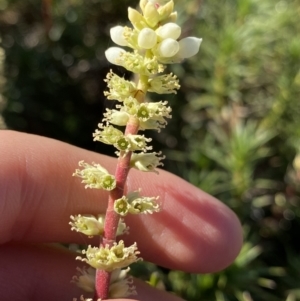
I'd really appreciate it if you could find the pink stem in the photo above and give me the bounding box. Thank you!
[94,116,140,300]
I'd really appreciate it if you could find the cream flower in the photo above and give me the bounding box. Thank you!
[114,190,160,216]
[76,241,140,272]
[72,267,136,298]
[130,152,165,173]
[70,214,128,237]
[73,161,116,191]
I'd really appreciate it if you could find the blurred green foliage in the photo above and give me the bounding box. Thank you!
[1,0,300,300]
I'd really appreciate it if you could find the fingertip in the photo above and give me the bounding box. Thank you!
[125,172,243,273]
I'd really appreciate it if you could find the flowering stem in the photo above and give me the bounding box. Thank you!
[72,3,202,298]
[94,115,141,300]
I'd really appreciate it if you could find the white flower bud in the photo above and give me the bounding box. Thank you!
[156,38,179,57]
[156,23,181,40]
[110,26,128,46]
[138,28,157,49]
[148,72,180,94]
[105,47,126,66]
[177,37,202,59]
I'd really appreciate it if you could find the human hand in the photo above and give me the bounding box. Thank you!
[0,130,242,301]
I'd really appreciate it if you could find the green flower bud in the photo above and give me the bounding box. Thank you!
[144,2,160,27]
[158,0,174,21]
[139,0,148,12]
[128,7,147,30]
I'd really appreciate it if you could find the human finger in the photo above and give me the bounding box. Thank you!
[0,130,242,273]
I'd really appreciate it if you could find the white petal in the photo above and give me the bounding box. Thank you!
[157,38,179,57]
[110,26,128,46]
[177,37,202,59]
[105,47,126,66]
[138,28,157,49]
[156,23,181,40]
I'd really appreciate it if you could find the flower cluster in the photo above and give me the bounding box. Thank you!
[106,1,202,65]
[71,0,201,299]
[76,241,140,272]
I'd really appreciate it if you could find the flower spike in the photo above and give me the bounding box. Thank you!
[71,0,201,299]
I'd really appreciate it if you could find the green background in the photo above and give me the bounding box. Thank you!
[1,0,300,300]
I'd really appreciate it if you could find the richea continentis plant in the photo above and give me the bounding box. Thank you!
[70,0,202,300]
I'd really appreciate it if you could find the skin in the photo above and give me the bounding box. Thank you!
[0,130,243,301]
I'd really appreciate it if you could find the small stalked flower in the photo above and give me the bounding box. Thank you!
[130,151,165,173]
[70,214,129,237]
[73,161,116,190]
[73,267,95,293]
[148,72,180,94]
[114,190,160,216]
[76,241,140,272]
[109,268,137,298]
[105,48,165,75]
[94,126,152,153]
[73,267,136,299]
[70,215,105,237]
[93,124,123,145]
[104,70,137,102]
